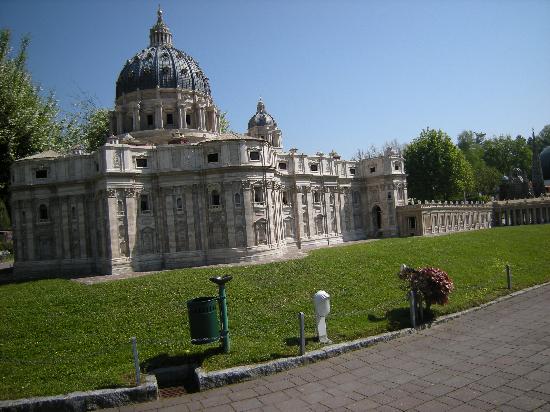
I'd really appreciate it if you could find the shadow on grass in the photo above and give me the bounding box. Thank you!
[141,347,223,393]
[284,336,318,347]
[368,308,435,331]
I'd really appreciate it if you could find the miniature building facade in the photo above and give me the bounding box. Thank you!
[9,9,408,276]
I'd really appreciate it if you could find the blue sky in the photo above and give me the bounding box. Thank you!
[1,0,549,159]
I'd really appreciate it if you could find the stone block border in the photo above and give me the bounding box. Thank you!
[196,281,550,391]
[0,375,157,412]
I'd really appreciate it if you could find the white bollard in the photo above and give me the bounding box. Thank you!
[313,290,331,344]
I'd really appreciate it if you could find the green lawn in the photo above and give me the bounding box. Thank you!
[1,225,549,400]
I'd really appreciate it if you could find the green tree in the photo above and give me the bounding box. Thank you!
[536,124,550,151]
[0,29,61,205]
[457,130,500,198]
[482,134,531,176]
[52,95,110,153]
[219,111,230,133]
[404,128,474,201]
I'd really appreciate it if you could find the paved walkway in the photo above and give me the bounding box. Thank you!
[110,284,550,411]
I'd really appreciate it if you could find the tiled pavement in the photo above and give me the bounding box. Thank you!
[107,284,550,411]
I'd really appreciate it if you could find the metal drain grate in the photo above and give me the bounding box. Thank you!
[159,385,187,398]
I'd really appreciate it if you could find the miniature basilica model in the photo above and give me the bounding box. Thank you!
[10,9,408,275]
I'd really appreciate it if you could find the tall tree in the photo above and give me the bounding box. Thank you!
[404,128,473,201]
[219,111,230,133]
[457,130,500,198]
[52,95,110,153]
[536,124,550,151]
[482,134,531,176]
[0,29,61,206]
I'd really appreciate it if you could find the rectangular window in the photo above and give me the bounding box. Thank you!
[254,188,264,203]
[349,168,356,175]
[387,192,392,199]
[207,153,219,163]
[310,163,318,172]
[394,163,400,170]
[185,114,191,127]
[36,169,48,179]
[249,151,260,161]
[408,216,416,229]
[282,191,289,205]
[176,197,183,211]
[147,114,154,126]
[136,158,148,168]
[140,194,150,213]
[278,162,287,170]
[370,167,376,173]
[166,113,174,125]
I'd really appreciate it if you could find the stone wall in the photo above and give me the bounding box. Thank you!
[492,197,550,226]
[396,201,493,237]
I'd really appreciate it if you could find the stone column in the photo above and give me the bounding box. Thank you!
[155,103,163,129]
[213,110,218,133]
[334,189,342,234]
[132,103,141,132]
[350,195,357,234]
[306,187,314,237]
[202,108,207,130]
[242,183,255,247]
[24,202,35,260]
[177,104,184,129]
[322,188,331,235]
[107,195,120,259]
[294,186,304,246]
[267,184,277,245]
[224,184,236,248]
[185,187,196,251]
[125,190,137,257]
[53,198,63,259]
[165,193,176,253]
[77,196,87,258]
[61,199,71,258]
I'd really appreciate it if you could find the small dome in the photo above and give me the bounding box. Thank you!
[541,146,550,180]
[248,99,276,129]
[115,7,211,99]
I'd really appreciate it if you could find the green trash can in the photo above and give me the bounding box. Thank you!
[187,296,220,344]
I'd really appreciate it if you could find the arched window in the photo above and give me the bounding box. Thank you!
[372,205,382,230]
[234,192,241,207]
[39,204,48,221]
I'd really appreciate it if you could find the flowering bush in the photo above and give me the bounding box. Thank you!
[398,266,454,310]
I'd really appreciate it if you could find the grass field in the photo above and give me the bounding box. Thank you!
[1,225,549,400]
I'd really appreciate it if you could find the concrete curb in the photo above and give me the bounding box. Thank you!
[196,281,550,391]
[0,375,158,412]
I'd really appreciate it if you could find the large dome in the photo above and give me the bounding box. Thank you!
[541,146,550,180]
[115,8,210,99]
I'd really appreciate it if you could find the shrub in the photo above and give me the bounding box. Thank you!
[398,265,454,311]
